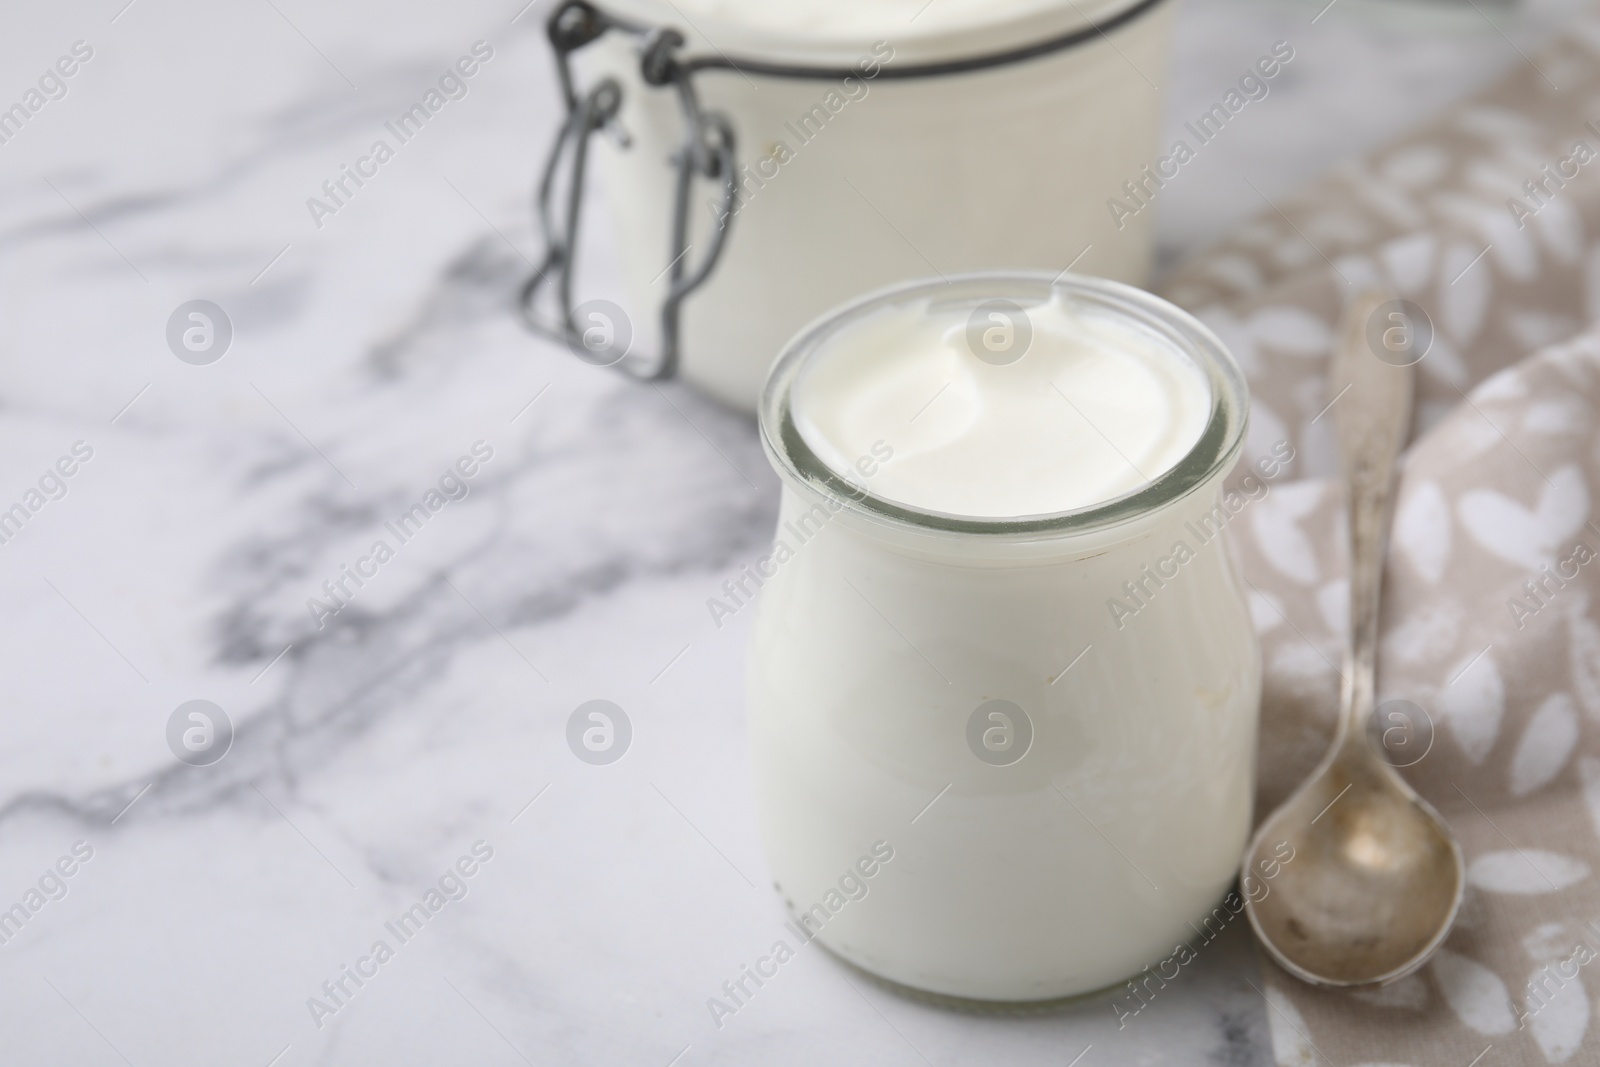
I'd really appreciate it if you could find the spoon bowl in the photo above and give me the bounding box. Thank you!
[1241,292,1464,987]
[1244,746,1463,985]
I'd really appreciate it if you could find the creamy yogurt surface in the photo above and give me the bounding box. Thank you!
[790,293,1212,519]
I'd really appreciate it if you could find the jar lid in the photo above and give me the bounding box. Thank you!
[594,0,1157,69]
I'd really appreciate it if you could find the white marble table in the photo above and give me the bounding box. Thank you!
[0,0,1585,1063]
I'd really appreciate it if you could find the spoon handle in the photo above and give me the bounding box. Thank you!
[1332,294,1415,749]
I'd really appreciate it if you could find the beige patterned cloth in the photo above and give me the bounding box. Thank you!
[1157,16,1600,1065]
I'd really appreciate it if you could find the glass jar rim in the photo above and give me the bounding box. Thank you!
[758,271,1250,541]
[594,0,1161,69]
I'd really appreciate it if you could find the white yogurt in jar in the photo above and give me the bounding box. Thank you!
[750,273,1260,1002]
[791,292,1211,517]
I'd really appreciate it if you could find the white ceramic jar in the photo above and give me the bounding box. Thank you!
[549,0,1173,410]
[748,273,1260,1002]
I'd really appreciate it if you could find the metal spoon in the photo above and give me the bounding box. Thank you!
[1240,292,1464,987]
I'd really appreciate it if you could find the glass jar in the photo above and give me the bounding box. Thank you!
[526,0,1175,409]
[749,272,1260,1002]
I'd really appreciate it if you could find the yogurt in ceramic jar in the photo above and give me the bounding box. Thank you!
[749,272,1260,1002]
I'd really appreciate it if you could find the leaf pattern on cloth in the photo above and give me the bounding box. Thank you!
[1439,649,1508,765]
[1394,480,1453,585]
[1432,949,1518,1034]
[1526,972,1590,1064]
[1510,693,1581,797]
[1568,602,1600,720]
[1467,850,1590,894]
[1457,466,1589,571]
[1157,16,1600,1064]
